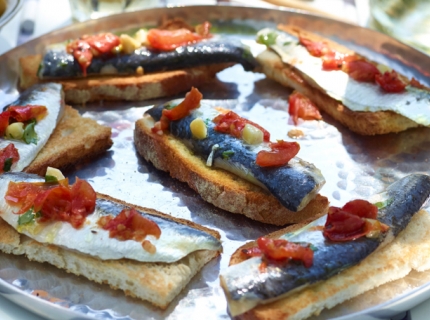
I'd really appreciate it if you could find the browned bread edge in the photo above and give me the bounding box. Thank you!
[134,117,329,226]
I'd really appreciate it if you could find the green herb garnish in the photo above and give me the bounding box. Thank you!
[18,208,38,226]
[204,118,211,126]
[257,31,278,46]
[3,158,13,172]
[45,175,59,183]
[23,120,38,145]
[164,103,177,110]
[374,198,393,209]
[222,150,235,159]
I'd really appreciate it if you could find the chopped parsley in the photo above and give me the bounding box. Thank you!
[18,208,41,226]
[45,175,59,183]
[164,103,177,110]
[222,150,235,159]
[3,158,13,172]
[374,198,393,209]
[257,31,278,46]
[23,120,38,144]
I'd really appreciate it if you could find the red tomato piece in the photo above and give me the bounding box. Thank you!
[321,51,345,71]
[256,140,300,167]
[241,246,263,258]
[66,39,93,76]
[70,178,97,220]
[162,87,203,121]
[410,77,428,90]
[375,70,406,93]
[0,111,10,136]
[0,144,20,174]
[213,111,271,142]
[98,208,161,241]
[323,206,367,241]
[299,36,331,57]
[5,181,42,214]
[38,185,73,223]
[8,105,48,122]
[343,59,380,82]
[342,199,378,219]
[85,33,120,54]
[288,91,322,125]
[257,237,314,268]
[147,28,204,51]
[195,21,212,37]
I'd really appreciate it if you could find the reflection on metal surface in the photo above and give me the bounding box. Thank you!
[1,4,430,320]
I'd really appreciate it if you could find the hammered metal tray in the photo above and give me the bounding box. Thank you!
[1,5,430,320]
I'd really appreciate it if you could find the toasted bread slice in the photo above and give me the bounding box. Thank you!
[134,117,328,226]
[19,55,232,104]
[227,210,430,320]
[24,105,112,175]
[0,193,221,309]
[256,26,420,135]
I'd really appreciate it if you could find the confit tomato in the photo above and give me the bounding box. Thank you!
[0,144,19,173]
[375,70,406,93]
[162,87,202,121]
[288,91,322,125]
[66,33,120,76]
[242,237,314,268]
[98,208,161,242]
[256,140,300,167]
[323,199,387,242]
[0,111,10,136]
[343,59,380,82]
[8,105,48,122]
[147,28,205,51]
[213,111,270,142]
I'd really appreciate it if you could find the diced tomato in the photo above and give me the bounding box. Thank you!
[343,59,380,82]
[375,70,406,93]
[70,178,97,221]
[151,114,170,134]
[162,87,202,121]
[84,33,120,54]
[0,144,19,173]
[195,21,212,37]
[5,179,96,228]
[213,111,271,142]
[288,91,322,125]
[257,237,314,268]
[322,51,345,71]
[0,111,10,136]
[241,246,263,258]
[256,140,300,167]
[98,208,161,242]
[7,105,48,122]
[66,39,92,76]
[410,77,428,90]
[299,36,331,57]
[147,28,204,51]
[342,199,378,219]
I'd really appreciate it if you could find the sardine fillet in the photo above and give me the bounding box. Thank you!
[134,118,329,226]
[0,193,221,309]
[19,55,232,104]
[228,210,430,320]
[256,26,420,136]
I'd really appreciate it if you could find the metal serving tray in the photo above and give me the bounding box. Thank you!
[1,4,430,320]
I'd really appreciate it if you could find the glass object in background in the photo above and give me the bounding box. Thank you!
[370,0,430,54]
[69,0,159,21]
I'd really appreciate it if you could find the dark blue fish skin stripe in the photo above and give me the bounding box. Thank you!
[38,40,258,79]
[226,174,430,302]
[146,104,319,212]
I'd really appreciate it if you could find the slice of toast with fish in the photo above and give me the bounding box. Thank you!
[19,20,257,104]
[0,172,222,308]
[256,25,430,135]
[134,88,329,226]
[221,174,430,319]
[0,83,112,175]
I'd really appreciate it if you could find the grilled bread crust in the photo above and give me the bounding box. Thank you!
[24,105,113,175]
[0,193,221,309]
[134,117,329,226]
[19,54,232,104]
[256,26,420,136]
[227,210,430,320]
